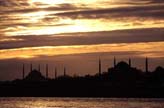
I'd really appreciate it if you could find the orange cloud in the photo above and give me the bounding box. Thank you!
[0,42,163,60]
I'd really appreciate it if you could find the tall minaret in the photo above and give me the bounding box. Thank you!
[114,57,116,68]
[99,58,101,76]
[38,64,41,72]
[129,58,131,67]
[55,67,57,79]
[64,67,66,77]
[46,64,48,79]
[145,57,148,73]
[22,63,25,79]
[30,63,33,72]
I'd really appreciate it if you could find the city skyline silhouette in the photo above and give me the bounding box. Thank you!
[0,55,163,81]
[0,57,164,97]
[14,57,151,80]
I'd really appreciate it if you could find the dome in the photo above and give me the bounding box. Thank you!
[115,61,130,70]
[24,69,46,81]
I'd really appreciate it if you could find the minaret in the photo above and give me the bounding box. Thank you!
[38,64,40,72]
[46,64,48,79]
[64,67,66,77]
[145,57,148,73]
[30,63,33,72]
[99,58,101,76]
[129,58,131,67]
[55,67,57,79]
[22,63,25,79]
[114,57,116,68]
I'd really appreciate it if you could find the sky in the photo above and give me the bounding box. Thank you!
[0,0,164,80]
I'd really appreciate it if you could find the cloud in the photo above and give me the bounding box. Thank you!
[0,28,164,50]
[0,41,164,60]
[148,0,164,3]
[1,0,164,37]
[0,22,72,29]
[0,0,16,6]
[0,3,88,14]
[1,0,164,19]
[55,5,164,19]
[0,0,29,7]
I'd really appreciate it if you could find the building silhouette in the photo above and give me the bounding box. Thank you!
[24,69,46,81]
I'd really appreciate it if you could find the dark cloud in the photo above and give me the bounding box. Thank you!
[118,0,164,5]
[0,3,88,14]
[55,5,164,19]
[0,22,72,29]
[149,0,164,3]
[0,0,17,7]
[0,0,29,7]
[0,28,164,50]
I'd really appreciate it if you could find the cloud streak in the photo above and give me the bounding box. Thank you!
[0,42,164,60]
[0,28,164,50]
[55,5,164,19]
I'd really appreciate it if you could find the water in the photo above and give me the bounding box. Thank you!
[0,97,164,108]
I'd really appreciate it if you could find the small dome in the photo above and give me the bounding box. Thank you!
[155,66,164,72]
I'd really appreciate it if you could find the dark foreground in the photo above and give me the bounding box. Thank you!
[0,79,164,97]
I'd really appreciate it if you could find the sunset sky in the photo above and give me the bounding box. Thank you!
[0,0,164,80]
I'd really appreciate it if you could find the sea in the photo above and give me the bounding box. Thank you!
[0,97,164,108]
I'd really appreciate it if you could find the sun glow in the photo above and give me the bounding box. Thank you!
[5,24,88,36]
[21,11,49,22]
